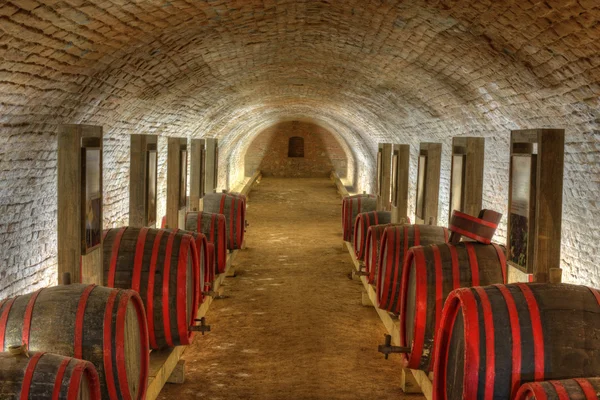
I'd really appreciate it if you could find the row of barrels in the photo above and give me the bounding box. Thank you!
[0,191,247,399]
[343,196,600,399]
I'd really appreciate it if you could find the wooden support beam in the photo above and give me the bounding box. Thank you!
[189,139,205,212]
[57,124,103,285]
[507,129,564,282]
[449,137,484,221]
[391,144,410,223]
[377,143,393,211]
[204,138,218,194]
[330,171,349,197]
[415,142,442,225]
[166,137,187,229]
[129,134,158,227]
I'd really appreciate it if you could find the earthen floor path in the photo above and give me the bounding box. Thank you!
[160,177,422,400]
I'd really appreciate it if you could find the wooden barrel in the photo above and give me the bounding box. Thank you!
[164,228,211,302]
[202,193,246,250]
[364,223,400,284]
[515,377,600,400]
[376,225,448,313]
[341,194,377,242]
[0,351,101,400]
[185,211,228,273]
[433,283,600,400]
[353,211,391,261]
[103,227,201,349]
[448,210,500,244]
[399,242,507,371]
[0,284,149,400]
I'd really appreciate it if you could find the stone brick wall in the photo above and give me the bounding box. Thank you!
[0,0,599,298]
[244,121,347,178]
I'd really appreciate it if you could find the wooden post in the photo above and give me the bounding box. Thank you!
[189,139,205,212]
[204,138,218,194]
[448,137,484,222]
[129,134,158,227]
[391,144,410,223]
[506,129,564,283]
[377,143,393,211]
[166,137,188,229]
[57,124,103,285]
[415,143,442,225]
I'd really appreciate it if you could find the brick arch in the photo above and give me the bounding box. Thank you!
[244,121,348,178]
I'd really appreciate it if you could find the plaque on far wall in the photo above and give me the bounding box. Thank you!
[179,149,187,208]
[146,148,157,225]
[82,147,101,253]
[509,154,535,269]
[450,154,465,214]
[416,155,427,220]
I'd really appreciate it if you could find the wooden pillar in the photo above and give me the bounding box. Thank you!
[189,139,205,212]
[377,143,393,211]
[129,134,158,227]
[391,144,410,223]
[448,137,485,222]
[507,129,564,283]
[204,138,218,194]
[415,142,442,225]
[57,124,103,285]
[166,137,188,229]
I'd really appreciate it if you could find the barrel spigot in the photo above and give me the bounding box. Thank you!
[378,334,410,359]
[190,317,211,335]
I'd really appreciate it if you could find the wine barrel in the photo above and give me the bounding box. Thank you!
[103,227,201,349]
[433,283,600,400]
[0,284,149,400]
[0,351,101,400]
[163,228,211,301]
[353,211,392,261]
[399,242,507,371]
[341,194,376,242]
[364,224,400,284]
[515,377,600,400]
[376,225,449,313]
[448,210,500,244]
[202,193,246,250]
[185,211,228,273]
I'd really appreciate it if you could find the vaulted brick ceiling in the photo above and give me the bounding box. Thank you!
[3,0,598,158]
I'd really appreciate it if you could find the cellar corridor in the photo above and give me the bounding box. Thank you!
[159,177,421,400]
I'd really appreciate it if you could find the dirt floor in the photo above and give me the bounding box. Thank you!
[160,177,423,400]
